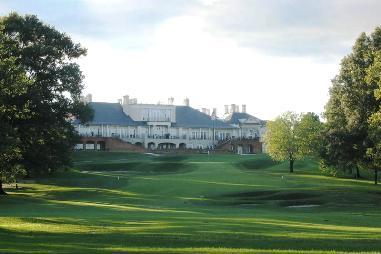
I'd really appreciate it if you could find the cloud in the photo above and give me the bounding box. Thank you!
[78,0,197,47]
[4,0,381,58]
[77,15,339,120]
[1,0,379,119]
[0,0,194,47]
[197,0,381,58]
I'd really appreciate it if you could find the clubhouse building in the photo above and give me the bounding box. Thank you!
[73,95,266,153]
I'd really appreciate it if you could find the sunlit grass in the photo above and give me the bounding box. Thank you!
[105,247,380,254]
[1,151,381,253]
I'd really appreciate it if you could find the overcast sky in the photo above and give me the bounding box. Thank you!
[1,0,381,119]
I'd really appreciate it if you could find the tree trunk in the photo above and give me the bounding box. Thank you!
[289,159,294,173]
[0,179,7,195]
[375,170,378,185]
[356,167,360,179]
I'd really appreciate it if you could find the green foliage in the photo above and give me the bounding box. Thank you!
[297,112,323,156]
[265,111,322,172]
[321,27,381,179]
[72,101,94,124]
[319,160,338,177]
[0,47,31,193]
[0,125,26,194]
[366,52,381,172]
[367,112,381,169]
[0,13,92,181]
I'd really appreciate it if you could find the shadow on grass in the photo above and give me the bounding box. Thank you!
[76,162,143,171]
[142,162,192,174]
[237,157,279,171]
[76,160,192,176]
[72,151,148,163]
[1,224,381,253]
[200,190,325,207]
[2,187,201,221]
[153,155,187,162]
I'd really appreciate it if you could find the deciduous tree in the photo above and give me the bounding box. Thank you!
[365,51,381,184]
[0,13,92,191]
[321,27,381,181]
[265,112,322,173]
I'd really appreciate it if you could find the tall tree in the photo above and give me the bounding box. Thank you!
[321,27,381,180]
[265,112,322,173]
[365,51,381,184]
[0,55,30,194]
[0,13,92,184]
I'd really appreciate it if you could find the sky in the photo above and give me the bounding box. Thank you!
[1,0,381,120]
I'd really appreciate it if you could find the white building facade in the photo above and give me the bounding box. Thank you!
[74,95,266,150]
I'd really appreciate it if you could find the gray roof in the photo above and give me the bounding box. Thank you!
[225,112,263,125]
[174,106,235,129]
[77,102,142,126]
[75,102,236,129]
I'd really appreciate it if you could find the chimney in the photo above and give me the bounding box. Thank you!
[230,104,236,113]
[123,95,129,105]
[184,98,190,106]
[168,97,174,105]
[206,109,211,115]
[236,105,240,113]
[212,108,217,116]
[224,105,229,114]
[118,99,122,104]
[242,104,246,113]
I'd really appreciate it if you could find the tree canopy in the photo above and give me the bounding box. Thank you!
[365,51,381,183]
[0,13,92,194]
[320,27,381,183]
[264,112,322,173]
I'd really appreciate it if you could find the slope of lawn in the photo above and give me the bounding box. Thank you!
[1,151,381,253]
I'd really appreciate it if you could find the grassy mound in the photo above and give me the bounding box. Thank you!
[238,156,279,170]
[203,190,324,207]
[74,152,192,175]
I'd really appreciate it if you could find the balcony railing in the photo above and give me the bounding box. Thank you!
[79,133,259,142]
[147,135,181,139]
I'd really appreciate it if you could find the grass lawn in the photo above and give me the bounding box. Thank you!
[1,151,381,253]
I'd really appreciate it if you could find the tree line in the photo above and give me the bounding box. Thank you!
[0,13,93,194]
[265,27,381,184]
